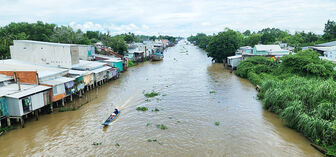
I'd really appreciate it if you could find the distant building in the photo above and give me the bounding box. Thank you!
[310,40,336,55]
[252,45,290,56]
[235,46,253,55]
[10,40,80,68]
[320,49,336,63]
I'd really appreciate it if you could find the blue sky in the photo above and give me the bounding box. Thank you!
[0,0,335,37]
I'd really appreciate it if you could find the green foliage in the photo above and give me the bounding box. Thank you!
[144,91,159,98]
[0,126,14,136]
[115,143,120,147]
[235,50,336,153]
[103,35,128,55]
[209,91,216,94]
[128,60,136,67]
[323,20,336,40]
[136,107,148,111]
[215,122,220,126]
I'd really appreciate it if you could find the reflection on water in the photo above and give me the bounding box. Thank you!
[0,41,322,157]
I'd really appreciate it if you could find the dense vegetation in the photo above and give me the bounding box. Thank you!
[0,21,178,58]
[235,50,336,156]
[188,20,336,62]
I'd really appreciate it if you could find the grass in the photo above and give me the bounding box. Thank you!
[209,91,216,94]
[0,126,14,136]
[59,107,77,112]
[128,60,136,67]
[144,91,159,98]
[136,107,148,111]
[156,124,168,130]
[235,51,336,155]
[215,122,220,126]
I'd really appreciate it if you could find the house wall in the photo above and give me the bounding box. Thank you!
[0,97,9,117]
[6,97,23,116]
[40,83,66,102]
[78,45,94,60]
[10,41,79,68]
[31,92,44,110]
[112,61,123,72]
[0,71,37,84]
[94,71,107,82]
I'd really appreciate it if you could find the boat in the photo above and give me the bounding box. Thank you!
[152,53,164,61]
[102,110,120,126]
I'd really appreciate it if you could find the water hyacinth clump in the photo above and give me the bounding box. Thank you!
[144,91,159,98]
[136,107,148,111]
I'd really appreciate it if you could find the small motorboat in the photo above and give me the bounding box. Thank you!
[102,108,120,126]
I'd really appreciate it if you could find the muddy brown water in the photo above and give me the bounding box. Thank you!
[0,41,322,157]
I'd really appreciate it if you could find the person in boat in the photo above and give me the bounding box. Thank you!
[113,108,119,115]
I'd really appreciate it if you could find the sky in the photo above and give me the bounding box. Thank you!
[0,0,335,37]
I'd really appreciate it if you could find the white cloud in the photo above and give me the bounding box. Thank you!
[0,0,335,36]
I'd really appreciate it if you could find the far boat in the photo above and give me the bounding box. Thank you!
[152,44,164,61]
[102,108,120,126]
[152,53,164,61]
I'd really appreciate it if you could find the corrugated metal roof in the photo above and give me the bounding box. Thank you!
[68,70,91,75]
[0,83,50,98]
[227,55,242,59]
[0,74,13,82]
[91,66,111,74]
[40,77,75,86]
[6,85,51,99]
[14,40,76,47]
[0,59,68,79]
[72,60,106,71]
[311,46,336,52]
[255,45,283,51]
[316,41,336,47]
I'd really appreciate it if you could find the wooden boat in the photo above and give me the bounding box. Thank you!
[102,110,120,126]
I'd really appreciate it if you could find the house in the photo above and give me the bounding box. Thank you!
[0,59,71,106]
[320,49,336,63]
[0,83,51,127]
[227,55,243,69]
[40,77,75,103]
[10,40,79,68]
[72,60,111,86]
[310,41,336,55]
[235,46,253,55]
[252,45,290,56]
[95,54,124,72]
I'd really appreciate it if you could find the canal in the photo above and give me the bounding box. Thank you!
[0,41,322,157]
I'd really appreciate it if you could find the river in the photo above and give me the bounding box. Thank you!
[0,41,322,157]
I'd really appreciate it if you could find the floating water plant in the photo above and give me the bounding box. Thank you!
[209,91,216,94]
[136,107,148,111]
[115,143,120,147]
[92,142,102,146]
[215,122,220,126]
[144,91,159,98]
[146,122,152,127]
[156,124,168,130]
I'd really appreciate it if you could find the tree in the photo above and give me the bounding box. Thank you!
[243,30,251,36]
[244,33,260,46]
[103,36,128,55]
[207,29,243,62]
[323,20,336,40]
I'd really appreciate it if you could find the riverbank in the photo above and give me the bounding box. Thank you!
[235,50,336,156]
